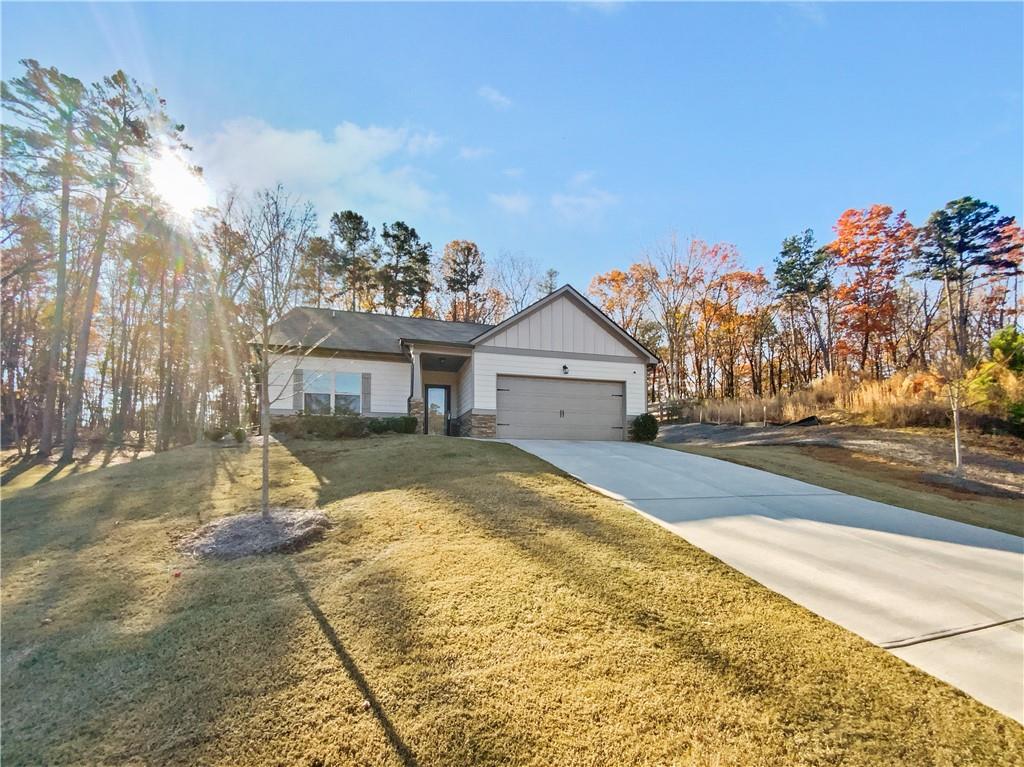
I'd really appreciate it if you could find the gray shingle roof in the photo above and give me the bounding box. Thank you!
[267,307,493,355]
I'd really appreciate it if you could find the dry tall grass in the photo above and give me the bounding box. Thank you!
[656,372,1017,432]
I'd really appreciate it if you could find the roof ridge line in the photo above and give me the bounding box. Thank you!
[293,305,493,328]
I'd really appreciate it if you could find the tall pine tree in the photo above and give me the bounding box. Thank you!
[441,240,485,321]
[379,221,432,315]
[329,210,375,311]
[916,197,1021,363]
[3,60,87,455]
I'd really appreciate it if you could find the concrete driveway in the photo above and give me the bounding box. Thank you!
[503,439,1024,722]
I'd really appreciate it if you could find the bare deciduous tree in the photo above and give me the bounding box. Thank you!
[239,185,316,516]
[494,251,538,313]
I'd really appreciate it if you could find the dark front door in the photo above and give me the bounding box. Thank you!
[424,385,450,435]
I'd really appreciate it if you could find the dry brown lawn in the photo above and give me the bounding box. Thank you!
[2,436,1022,765]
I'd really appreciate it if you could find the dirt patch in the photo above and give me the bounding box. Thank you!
[659,422,1024,496]
[177,508,331,560]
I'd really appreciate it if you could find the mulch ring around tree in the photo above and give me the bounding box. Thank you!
[178,508,331,560]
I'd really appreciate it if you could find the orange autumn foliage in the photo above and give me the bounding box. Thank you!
[827,205,915,377]
[588,264,649,335]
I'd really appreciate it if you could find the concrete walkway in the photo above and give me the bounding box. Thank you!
[503,439,1024,722]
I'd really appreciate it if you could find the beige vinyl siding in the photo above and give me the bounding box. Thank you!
[479,294,637,357]
[266,352,410,415]
[472,351,645,416]
[455,358,474,416]
[421,370,458,396]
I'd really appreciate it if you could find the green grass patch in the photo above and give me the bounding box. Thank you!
[2,436,1021,765]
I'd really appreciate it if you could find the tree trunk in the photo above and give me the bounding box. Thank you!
[94,339,112,428]
[260,333,271,518]
[38,121,75,456]
[155,267,167,451]
[805,295,830,375]
[60,172,117,463]
[158,266,181,451]
[949,382,963,477]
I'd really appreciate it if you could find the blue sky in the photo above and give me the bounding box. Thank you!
[3,2,1022,288]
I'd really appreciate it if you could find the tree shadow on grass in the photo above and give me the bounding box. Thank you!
[431,472,951,735]
[0,455,47,487]
[5,440,426,765]
[1,445,235,567]
[247,437,1017,762]
[281,440,779,702]
[283,560,420,767]
[1,455,242,766]
[1,443,143,488]
[277,435,546,506]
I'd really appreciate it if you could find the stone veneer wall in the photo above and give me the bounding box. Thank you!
[408,398,425,434]
[451,411,496,438]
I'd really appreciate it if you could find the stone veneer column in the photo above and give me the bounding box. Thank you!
[448,410,494,437]
[408,398,425,433]
[408,344,425,433]
[469,412,496,438]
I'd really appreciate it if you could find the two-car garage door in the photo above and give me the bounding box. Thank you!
[495,375,625,440]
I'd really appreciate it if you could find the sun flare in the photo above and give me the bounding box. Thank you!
[147,148,210,219]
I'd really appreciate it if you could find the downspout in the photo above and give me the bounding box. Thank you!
[406,342,415,402]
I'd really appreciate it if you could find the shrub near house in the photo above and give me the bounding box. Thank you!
[630,413,659,441]
[270,414,417,439]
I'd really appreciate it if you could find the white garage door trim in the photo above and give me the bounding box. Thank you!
[495,374,626,440]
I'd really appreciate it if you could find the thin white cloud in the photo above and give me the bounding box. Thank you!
[459,146,493,160]
[550,171,618,224]
[568,170,595,187]
[784,2,827,27]
[568,1,624,15]
[407,131,445,156]
[502,168,524,178]
[478,85,512,111]
[490,192,532,215]
[195,117,443,222]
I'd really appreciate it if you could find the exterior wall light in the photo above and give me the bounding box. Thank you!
[562,365,569,375]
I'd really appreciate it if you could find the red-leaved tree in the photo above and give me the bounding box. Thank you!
[828,205,915,378]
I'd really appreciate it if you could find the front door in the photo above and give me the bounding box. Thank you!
[424,385,450,435]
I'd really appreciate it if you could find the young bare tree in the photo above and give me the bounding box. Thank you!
[239,185,316,516]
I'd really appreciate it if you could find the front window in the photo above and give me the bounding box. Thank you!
[334,373,361,415]
[303,371,332,415]
[296,369,363,415]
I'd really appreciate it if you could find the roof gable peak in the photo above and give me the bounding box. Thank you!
[470,283,658,363]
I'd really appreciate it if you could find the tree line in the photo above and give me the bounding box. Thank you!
[2,58,1021,462]
[1,60,565,459]
[292,211,557,323]
[588,202,1021,405]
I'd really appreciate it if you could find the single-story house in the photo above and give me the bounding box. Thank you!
[264,284,658,439]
